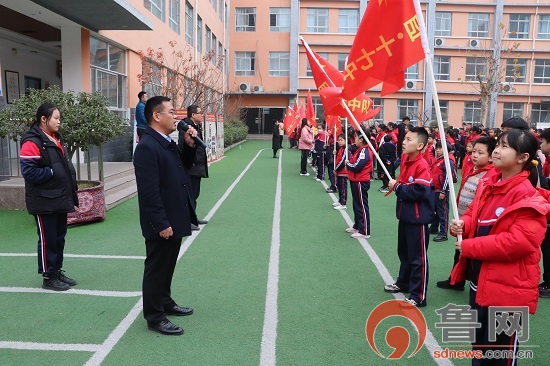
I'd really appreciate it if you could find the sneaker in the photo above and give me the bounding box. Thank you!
[326,188,336,193]
[334,205,347,210]
[378,187,389,193]
[540,285,550,298]
[384,283,407,293]
[433,234,448,242]
[332,202,341,207]
[42,276,70,291]
[351,232,370,239]
[315,178,322,182]
[57,270,77,286]
[539,282,550,290]
[345,227,358,233]
[436,279,464,291]
[300,172,310,176]
[402,297,427,308]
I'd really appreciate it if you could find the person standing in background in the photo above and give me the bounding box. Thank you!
[135,91,148,140]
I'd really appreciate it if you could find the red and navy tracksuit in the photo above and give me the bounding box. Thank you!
[334,145,349,206]
[346,146,373,236]
[392,153,434,304]
[430,155,456,236]
[20,126,78,277]
[314,131,328,180]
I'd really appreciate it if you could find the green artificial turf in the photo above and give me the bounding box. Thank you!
[0,140,549,366]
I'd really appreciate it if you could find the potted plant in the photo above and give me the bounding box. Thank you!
[0,86,128,224]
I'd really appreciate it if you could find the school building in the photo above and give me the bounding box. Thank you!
[1,0,550,178]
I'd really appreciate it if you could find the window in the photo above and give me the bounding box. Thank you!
[90,37,127,113]
[236,7,256,32]
[185,2,193,44]
[465,57,487,82]
[531,103,550,124]
[219,0,223,21]
[539,14,550,39]
[269,52,290,76]
[212,34,217,64]
[235,52,255,76]
[405,64,419,80]
[505,58,526,82]
[463,101,482,124]
[218,42,223,70]
[503,103,524,121]
[468,13,490,38]
[206,26,212,53]
[144,0,164,21]
[534,59,550,83]
[372,98,384,124]
[509,14,530,39]
[312,97,324,120]
[197,16,203,53]
[338,53,348,73]
[306,52,328,77]
[169,0,180,33]
[307,8,329,33]
[433,56,450,81]
[431,100,449,123]
[270,8,291,32]
[210,0,216,12]
[397,99,418,125]
[435,12,452,37]
[338,9,359,34]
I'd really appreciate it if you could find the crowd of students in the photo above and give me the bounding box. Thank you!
[293,115,550,365]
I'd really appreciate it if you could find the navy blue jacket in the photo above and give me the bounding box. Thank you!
[134,126,197,240]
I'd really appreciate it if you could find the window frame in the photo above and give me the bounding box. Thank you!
[468,13,490,38]
[338,9,359,34]
[236,7,256,32]
[505,58,526,83]
[269,52,290,77]
[433,56,450,81]
[534,59,550,84]
[465,57,487,82]
[270,7,291,32]
[235,51,256,76]
[307,8,329,33]
[397,99,418,125]
[435,12,452,37]
[538,14,550,39]
[508,14,530,39]
[463,101,482,124]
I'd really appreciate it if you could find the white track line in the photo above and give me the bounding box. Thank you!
[0,287,141,297]
[0,253,145,260]
[259,150,283,366]
[0,341,101,352]
[84,148,267,366]
[320,179,453,366]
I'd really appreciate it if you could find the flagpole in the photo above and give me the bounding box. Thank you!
[333,123,337,172]
[300,36,393,180]
[344,118,349,160]
[413,0,462,241]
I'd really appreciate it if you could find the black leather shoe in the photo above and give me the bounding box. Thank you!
[165,305,193,316]
[197,219,208,225]
[436,279,464,291]
[433,234,448,242]
[147,320,184,335]
[191,224,200,231]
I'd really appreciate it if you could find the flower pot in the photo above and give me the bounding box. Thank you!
[67,180,105,225]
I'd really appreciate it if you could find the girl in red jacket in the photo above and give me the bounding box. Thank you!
[450,129,550,365]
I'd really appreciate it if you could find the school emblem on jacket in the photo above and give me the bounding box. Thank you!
[495,207,505,217]
[408,176,414,183]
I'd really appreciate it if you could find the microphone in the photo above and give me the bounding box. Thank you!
[177,120,207,149]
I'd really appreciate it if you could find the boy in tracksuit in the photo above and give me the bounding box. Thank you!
[378,134,397,193]
[384,127,434,307]
[345,131,373,239]
[430,141,456,242]
[314,126,328,181]
[333,134,349,209]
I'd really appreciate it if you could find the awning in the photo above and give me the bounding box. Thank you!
[30,0,153,32]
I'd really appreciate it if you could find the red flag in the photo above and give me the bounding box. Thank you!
[319,87,380,129]
[283,106,300,138]
[341,0,425,98]
[306,89,316,127]
[301,38,344,89]
[325,115,342,136]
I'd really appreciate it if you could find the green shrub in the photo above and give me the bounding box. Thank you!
[223,117,248,147]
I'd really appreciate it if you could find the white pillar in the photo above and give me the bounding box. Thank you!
[61,26,84,93]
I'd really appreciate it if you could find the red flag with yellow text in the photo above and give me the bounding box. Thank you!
[325,115,342,136]
[306,89,317,127]
[319,87,380,130]
[341,0,425,98]
[283,106,300,138]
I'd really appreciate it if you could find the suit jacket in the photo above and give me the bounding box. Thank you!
[134,126,198,240]
[178,118,208,178]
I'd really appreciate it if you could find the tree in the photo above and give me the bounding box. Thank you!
[138,41,226,115]
[458,24,521,128]
[0,85,128,158]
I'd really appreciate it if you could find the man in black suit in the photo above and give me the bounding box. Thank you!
[178,105,208,229]
[133,96,199,335]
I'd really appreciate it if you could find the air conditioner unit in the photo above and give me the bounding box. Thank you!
[253,85,263,92]
[469,39,480,48]
[435,38,445,47]
[500,82,514,93]
[239,82,250,92]
[405,80,417,90]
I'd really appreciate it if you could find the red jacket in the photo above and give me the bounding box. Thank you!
[450,171,550,314]
[431,154,456,191]
[422,143,436,167]
[346,146,372,182]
